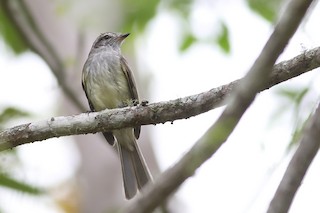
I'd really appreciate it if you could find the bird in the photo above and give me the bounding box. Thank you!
[82,32,152,199]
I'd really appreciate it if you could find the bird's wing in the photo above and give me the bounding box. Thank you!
[120,56,139,101]
[81,67,95,111]
[120,56,141,139]
[82,64,115,145]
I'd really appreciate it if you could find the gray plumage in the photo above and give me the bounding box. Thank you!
[82,32,152,199]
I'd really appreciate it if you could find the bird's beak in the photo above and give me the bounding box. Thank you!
[118,33,130,42]
[122,33,130,38]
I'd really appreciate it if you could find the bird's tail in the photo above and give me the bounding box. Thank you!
[118,137,152,199]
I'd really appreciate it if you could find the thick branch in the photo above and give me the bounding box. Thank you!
[0,45,320,150]
[267,103,320,213]
[122,0,315,212]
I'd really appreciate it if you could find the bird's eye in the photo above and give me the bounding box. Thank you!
[103,34,111,39]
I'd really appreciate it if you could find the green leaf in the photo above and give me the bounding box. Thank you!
[122,0,160,33]
[288,117,307,148]
[276,87,309,108]
[295,88,309,107]
[166,0,192,17]
[247,0,283,23]
[0,173,44,195]
[275,87,311,149]
[277,89,299,101]
[0,107,31,126]
[0,6,28,54]
[216,22,230,54]
[179,33,196,52]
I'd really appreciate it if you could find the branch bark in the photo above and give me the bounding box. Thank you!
[0,45,320,150]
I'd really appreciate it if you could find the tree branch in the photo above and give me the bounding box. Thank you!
[0,0,86,111]
[267,103,320,213]
[0,44,319,150]
[121,0,315,212]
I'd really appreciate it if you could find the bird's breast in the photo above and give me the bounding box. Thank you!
[84,51,131,111]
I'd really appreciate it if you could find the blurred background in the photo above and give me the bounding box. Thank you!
[0,0,320,212]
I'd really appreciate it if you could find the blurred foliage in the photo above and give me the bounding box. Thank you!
[289,113,311,149]
[179,33,196,51]
[0,107,30,129]
[247,0,284,23]
[179,22,231,54]
[216,21,230,54]
[278,87,309,110]
[166,0,192,17]
[167,0,198,52]
[0,172,44,195]
[167,0,231,53]
[0,5,28,54]
[274,87,311,148]
[121,0,160,33]
[0,107,43,197]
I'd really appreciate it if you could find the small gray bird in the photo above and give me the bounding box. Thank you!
[82,32,152,199]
